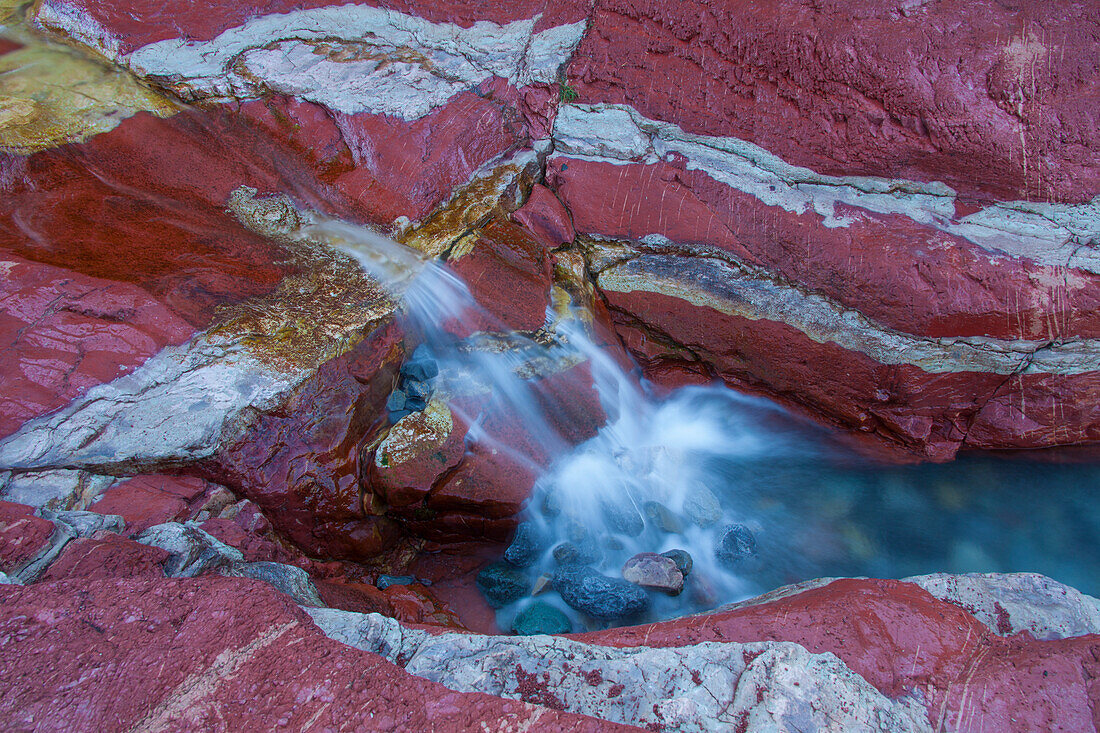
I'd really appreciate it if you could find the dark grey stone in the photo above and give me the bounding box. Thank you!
[503,522,543,568]
[476,562,531,608]
[552,566,650,620]
[386,390,407,412]
[402,352,439,382]
[376,574,417,590]
[660,549,693,577]
[715,524,757,567]
[552,541,602,567]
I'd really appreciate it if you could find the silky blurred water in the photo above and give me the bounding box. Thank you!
[334,221,1100,631]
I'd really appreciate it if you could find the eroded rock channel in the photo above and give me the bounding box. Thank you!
[2,0,1100,730]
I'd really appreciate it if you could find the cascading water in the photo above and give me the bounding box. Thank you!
[322,218,1100,632]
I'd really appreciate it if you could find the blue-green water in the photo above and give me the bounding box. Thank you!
[724,450,1100,597]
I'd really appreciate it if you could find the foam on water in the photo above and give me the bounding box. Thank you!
[326,222,1100,631]
[319,220,817,628]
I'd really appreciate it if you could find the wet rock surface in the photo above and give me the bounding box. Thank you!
[476,562,531,609]
[1,0,1099,729]
[553,565,650,620]
[621,552,683,595]
[511,601,572,636]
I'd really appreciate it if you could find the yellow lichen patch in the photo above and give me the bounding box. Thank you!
[398,161,537,259]
[213,186,399,371]
[0,0,29,24]
[375,399,455,468]
[0,43,176,153]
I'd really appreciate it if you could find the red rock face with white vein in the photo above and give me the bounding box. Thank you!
[2,0,1100,728]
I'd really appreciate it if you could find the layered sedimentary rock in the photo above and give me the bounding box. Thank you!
[2,0,1100,729]
[10,0,1095,464]
[2,521,1098,733]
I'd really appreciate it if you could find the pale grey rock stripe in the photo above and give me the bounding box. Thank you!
[0,334,311,472]
[37,3,585,120]
[554,104,1100,272]
[0,469,116,511]
[904,572,1100,640]
[594,245,1100,375]
[305,607,932,733]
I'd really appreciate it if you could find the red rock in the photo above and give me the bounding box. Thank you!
[512,183,575,250]
[0,110,315,327]
[427,441,535,520]
[199,517,292,564]
[605,287,1009,458]
[368,403,469,510]
[551,155,1100,341]
[314,578,463,628]
[548,157,759,266]
[570,0,1100,203]
[38,0,588,53]
[965,371,1100,450]
[0,576,625,731]
[39,533,170,581]
[90,475,195,534]
[0,256,194,439]
[0,500,54,573]
[576,578,1100,732]
[213,321,405,560]
[449,219,554,333]
[331,91,526,224]
[0,38,21,56]
[530,361,607,446]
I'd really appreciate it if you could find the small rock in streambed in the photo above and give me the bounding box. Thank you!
[660,549,693,577]
[715,524,757,567]
[477,562,531,608]
[540,492,561,517]
[503,522,543,568]
[552,541,602,567]
[684,485,722,527]
[376,574,418,590]
[511,601,572,635]
[402,351,439,382]
[386,390,407,411]
[643,501,684,533]
[622,552,684,595]
[404,378,432,400]
[553,565,650,620]
[531,573,553,595]
[600,500,644,537]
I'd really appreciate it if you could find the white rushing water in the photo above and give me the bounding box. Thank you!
[318,217,830,629]
[320,217,1100,630]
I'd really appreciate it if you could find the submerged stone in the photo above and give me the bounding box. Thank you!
[643,501,684,533]
[685,486,722,527]
[402,356,439,383]
[600,500,644,537]
[552,541,601,567]
[622,552,683,595]
[715,524,758,567]
[511,601,572,635]
[503,522,543,568]
[376,574,417,590]
[476,562,531,609]
[661,549,694,577]
[553,566,650,620]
